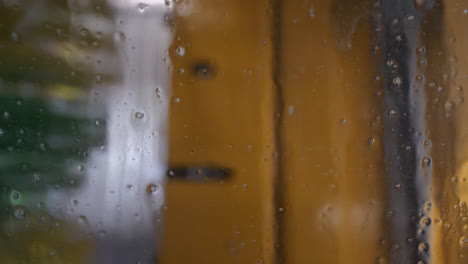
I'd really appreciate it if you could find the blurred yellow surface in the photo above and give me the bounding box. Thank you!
[161,0,468,264]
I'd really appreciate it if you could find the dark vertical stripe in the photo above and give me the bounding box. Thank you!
[378,1,423,263]
[271,0,284,263]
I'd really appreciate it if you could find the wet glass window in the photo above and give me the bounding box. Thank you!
[0,0,467,264]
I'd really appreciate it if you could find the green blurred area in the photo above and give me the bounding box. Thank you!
[0,1,116,262]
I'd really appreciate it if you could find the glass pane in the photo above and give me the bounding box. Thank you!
[1,0,467,264]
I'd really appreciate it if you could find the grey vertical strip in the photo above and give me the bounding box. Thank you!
[378,1,425,263]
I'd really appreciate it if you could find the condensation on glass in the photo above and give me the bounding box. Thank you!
[0,0,467,264]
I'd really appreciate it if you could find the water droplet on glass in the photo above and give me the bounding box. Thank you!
[247,144,253,152]
[392,76,402,86]
[11,191,20,200]
[134,112,144,119]
[388,109,397,117]
[98,230,106,238]
[32,173,40,183]
[174,97,180,103]
[418,243,429,252]
[386,60,398,68]
[95,120,102,127]
[77,215,88,224]
[80,28,88,37]
[459,236,468,247]
[308,7,315,17]
[14,208,26,219]
[0,128,4,136]
[147,184,158,194]
[414,0,425,7]
[288,105,295,115]
[444,100,455,111]
[114,31,125,42]
[376,257,385,263]
[422,157,431,167]
[420,217,431,226]
[11,32,19,41]
[137,3,150,13]
[175,46,185,56]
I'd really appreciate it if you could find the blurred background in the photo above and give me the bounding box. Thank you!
[0,0,467,264]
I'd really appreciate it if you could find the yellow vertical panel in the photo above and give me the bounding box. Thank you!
[279,1,388,263]
[430,1,468,263]
[161,1,276,264]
